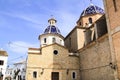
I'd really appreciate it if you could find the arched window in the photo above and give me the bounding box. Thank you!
[113,0,117,12]
[52,37,56,43]
[33,71,37,78]
[44,38,47,43]
[88,17,92,24]
[60,40,62,44]
[72,72,76,79]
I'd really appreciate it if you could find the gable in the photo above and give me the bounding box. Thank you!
[41,43,67,50]
[41,43,69,56]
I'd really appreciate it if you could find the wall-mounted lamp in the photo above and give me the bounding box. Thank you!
[109,62,117,70]
[41,68,44,75]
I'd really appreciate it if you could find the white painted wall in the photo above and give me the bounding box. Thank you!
[12,61,26,80]
[40,34,64,47]
[0,56,8,80]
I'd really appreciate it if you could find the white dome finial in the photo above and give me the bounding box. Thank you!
[90,0,93,5]
[48,15,57,26]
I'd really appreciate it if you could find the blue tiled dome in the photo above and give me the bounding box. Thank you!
[44,25,61,34]
[81,4,104,16]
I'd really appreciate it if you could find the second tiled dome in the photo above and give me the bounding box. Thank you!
[81,4,104,17]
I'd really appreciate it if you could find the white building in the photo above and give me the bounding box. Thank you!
[12,60,26,80]
[0,50,8,80]
[5,68,13,80]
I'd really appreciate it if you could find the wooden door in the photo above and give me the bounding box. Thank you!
[51,72,59,80]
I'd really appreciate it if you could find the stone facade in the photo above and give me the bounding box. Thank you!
[78,34,115,80]
[64,3,114,80]
[103,0,120,79]
[64,26,85,52]
[26,44,80,80]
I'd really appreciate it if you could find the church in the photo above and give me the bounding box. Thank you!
[26,0,120,80]
[26,17,80,80]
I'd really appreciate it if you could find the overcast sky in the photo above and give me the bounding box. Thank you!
[0,0,104,66]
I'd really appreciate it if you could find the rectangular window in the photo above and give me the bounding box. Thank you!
[51,72,59,80]
[18,75,22,80]
[44,38,47,43]
[113,0,117,12]
[52,38,56,43]
[0,60,4,65]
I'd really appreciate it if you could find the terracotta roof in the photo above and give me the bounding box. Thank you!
[28,48,40,50]
[28,48,41,54]
[0,50,8,56]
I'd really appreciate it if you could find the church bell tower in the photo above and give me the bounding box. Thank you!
[38,17,64,47]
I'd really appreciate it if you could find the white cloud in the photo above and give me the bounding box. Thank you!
[7,41,39,54]
[0,11,41,24]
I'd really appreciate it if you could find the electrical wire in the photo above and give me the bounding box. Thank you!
[8,41,29,48]
[8,53,27,63]
[5,41,29,65]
